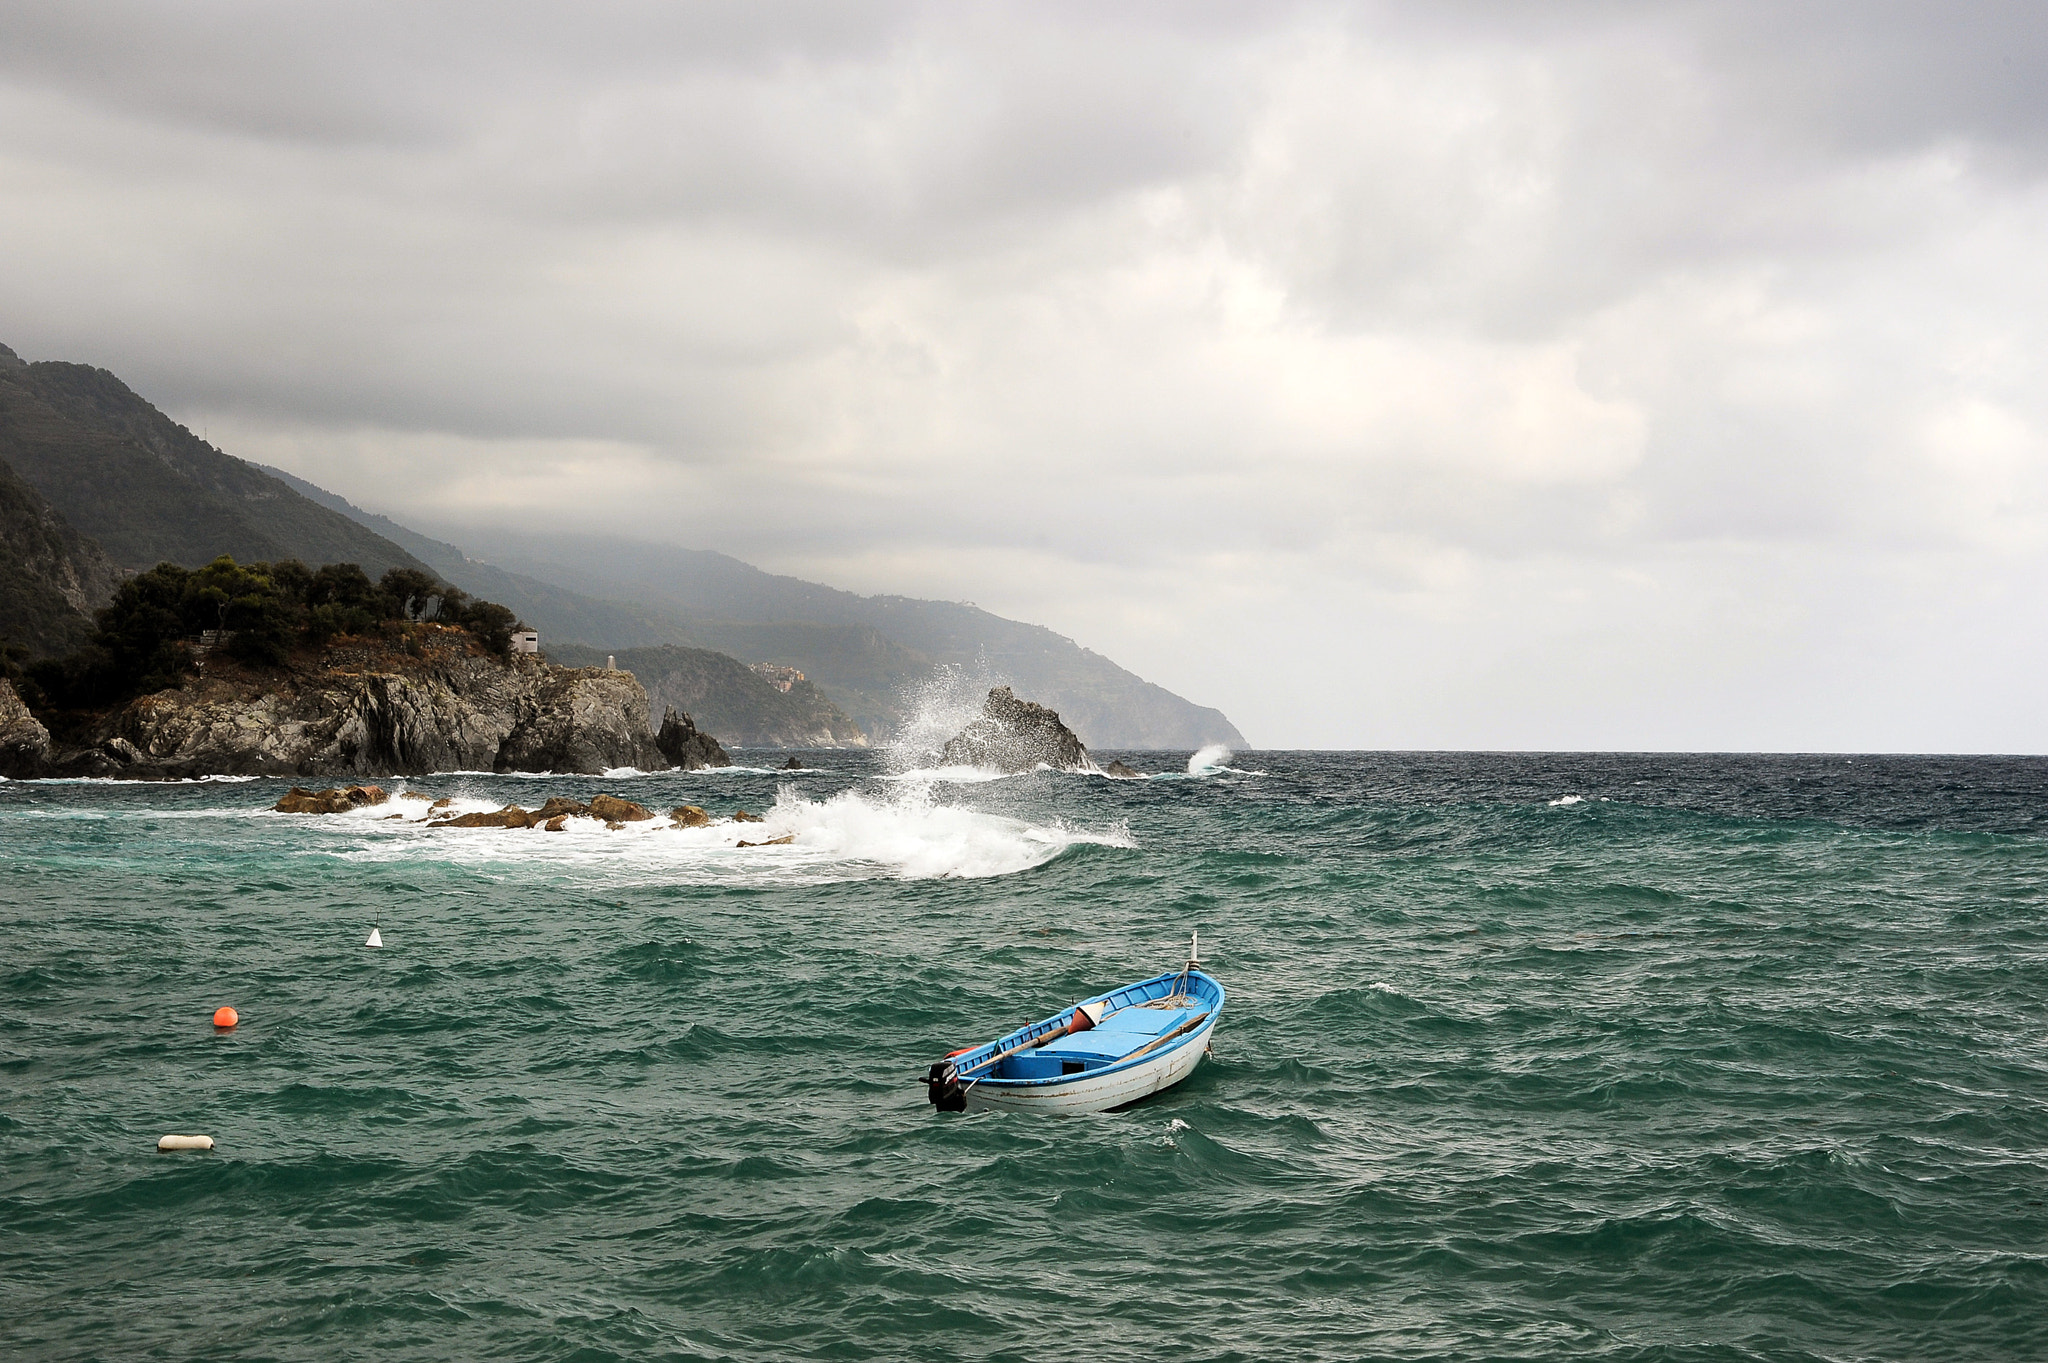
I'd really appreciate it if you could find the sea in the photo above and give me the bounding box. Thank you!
[4,747,2047,1361]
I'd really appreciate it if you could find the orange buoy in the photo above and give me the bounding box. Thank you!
[212,1006,239,1028]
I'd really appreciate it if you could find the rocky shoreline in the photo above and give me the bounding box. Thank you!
[0,631,731,780]
[270,783,782,839]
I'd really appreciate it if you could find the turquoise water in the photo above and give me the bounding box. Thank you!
[4,752,2047,1361]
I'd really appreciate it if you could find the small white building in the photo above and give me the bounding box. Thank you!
[511,630,540,654]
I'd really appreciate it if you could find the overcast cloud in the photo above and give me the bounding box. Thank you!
[3,1,2045,749]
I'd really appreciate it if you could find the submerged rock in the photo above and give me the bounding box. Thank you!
[656,705,730,771]
[669,804,711,828]
[1104,759,1143,779]
[732,808,764,823]
[430,804,536,829]
[273,784,388,814]
[781,756,805,769]
[939,686,1090,773]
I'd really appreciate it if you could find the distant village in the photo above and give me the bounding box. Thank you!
[748,663,805,693]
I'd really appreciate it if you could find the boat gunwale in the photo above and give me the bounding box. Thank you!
[952,968,1226,1092]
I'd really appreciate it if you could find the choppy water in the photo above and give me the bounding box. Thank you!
[4,751,2047,1361]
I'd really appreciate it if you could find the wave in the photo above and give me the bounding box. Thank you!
[9,773,267,785]
[882,657,1013,774]
[881,764,1027,785]
[314,781,1135,883]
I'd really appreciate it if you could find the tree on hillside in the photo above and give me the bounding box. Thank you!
[20,556,527,713]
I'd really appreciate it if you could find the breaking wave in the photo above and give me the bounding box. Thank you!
[884,657,1012,774]
[311,780,1133,884]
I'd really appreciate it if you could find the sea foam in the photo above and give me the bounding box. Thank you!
[313,779,1132,884]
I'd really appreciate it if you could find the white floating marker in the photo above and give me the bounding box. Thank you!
[365,926,383,948]
[157,1134,214,1152]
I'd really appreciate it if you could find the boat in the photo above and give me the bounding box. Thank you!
[924,936,1225,1115]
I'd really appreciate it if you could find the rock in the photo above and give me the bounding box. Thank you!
[604,820,625,831]
[737,834,795,848]
[544,815,568,832]
[782,756,805,769]
[732,808,763,823]
[0,679,53,778]
[669,805,711,828]
[272,784,389,814]
[399,791,432,802]
[588,793,654,823]
[938,686,1090,773]
[30,643,680,780]
[430,797,451,809]
[656,705,731,771]
[495,667,671,775]
[1104,759,1143,779]
[430,804,535,829]
[534,796,590,820]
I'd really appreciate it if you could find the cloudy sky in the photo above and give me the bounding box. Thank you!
[4,1,2046,749]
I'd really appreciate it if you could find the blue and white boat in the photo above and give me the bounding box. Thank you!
[925,937,1225,1115]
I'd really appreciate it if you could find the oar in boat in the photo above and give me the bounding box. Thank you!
[954,1000,1110,1078]
[1110,1011,1210,1067]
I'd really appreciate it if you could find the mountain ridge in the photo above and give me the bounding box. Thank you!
[0,351,429,579]
[427,527,1248,750]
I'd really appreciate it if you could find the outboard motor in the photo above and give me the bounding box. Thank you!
[925,1061,966,1112]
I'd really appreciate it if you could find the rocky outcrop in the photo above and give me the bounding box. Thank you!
[656,705,730,770]
[0,679,53,772]
[430,804,538,829]
[558,644,868,749]
[0,635,729,780]
[588,794,654,823]
[939,686,1093,773]
[1104,759,1143,779]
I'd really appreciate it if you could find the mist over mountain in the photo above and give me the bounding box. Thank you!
[258,465,696,652]
[427,527,1247,750]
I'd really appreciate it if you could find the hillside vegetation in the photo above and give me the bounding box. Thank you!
[15,557,523,717]
[0,347,428,577]
[0,454,121,660]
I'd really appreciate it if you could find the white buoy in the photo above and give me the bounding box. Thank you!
[366,926,383,948]
[157,1134,214,1152]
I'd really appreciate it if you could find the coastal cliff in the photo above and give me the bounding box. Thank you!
[1,627,729,780]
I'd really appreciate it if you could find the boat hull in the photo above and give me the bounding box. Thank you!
[959,1010,1218,1115]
